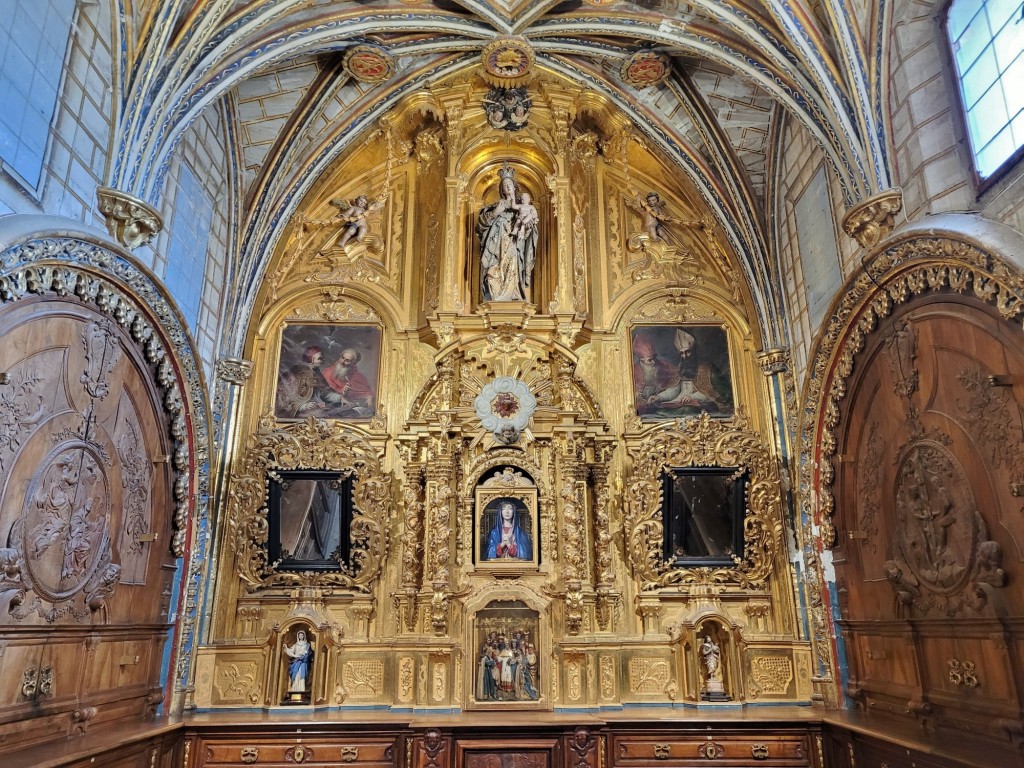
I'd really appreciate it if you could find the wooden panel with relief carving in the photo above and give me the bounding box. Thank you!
[834,296,1024,739]
[0,298,176,751]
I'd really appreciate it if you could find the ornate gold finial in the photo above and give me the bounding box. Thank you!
[841,188,903,248]
[756,348,790,376]
[215,357,254,386]
[95,186,163,249]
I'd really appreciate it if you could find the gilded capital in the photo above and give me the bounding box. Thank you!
[841,188,903,249]
[95,186,163,250]
[756,348,790,376]
[215,357,254,386]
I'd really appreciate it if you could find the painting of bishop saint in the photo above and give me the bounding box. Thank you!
[631,324,734,420]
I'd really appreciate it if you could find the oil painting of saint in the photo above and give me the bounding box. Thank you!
[275,325,381,420]
[631,325,734,420]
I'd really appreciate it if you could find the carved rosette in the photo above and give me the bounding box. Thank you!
[841,188,903,249]
[620,50,671,89]
[226,416,391,590]
[623,413,780,589]
[480,37,535,87]
[95,187,164,250]
[342,44,396,84]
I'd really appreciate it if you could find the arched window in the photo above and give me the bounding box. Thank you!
[946,0,1024,180]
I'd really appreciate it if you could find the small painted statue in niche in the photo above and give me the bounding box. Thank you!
[477,631,539,701]
[330,194,386,249]
[283,629,313,702]
[477,163,538,302]
[700,634,729,700]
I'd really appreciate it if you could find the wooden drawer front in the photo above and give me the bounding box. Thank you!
[614,736,808,766]
[200,739,396,766]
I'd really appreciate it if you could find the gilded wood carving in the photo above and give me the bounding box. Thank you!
[226,416,391,590]
[623,412,780,589]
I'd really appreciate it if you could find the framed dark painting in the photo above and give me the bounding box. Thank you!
[662,466,747,566]
[630,324,734,420]
[275,324,381,420]
[268,469,354,572]
[475,488,539,569]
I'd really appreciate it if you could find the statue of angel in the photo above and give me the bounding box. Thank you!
[625,190,687,243]
[330,193,387,249]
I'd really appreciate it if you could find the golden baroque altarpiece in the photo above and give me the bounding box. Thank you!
[195,69,813,711]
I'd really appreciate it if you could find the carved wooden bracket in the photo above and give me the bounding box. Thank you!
[841,188,903,249]
[95,187,164,250]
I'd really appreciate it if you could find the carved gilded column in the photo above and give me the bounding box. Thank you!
[424,442,458,636]
[557,431,589,635]
[437,95,470,313]
[396,451,425,633]
[546,172,574,313]
[591,453,619,631]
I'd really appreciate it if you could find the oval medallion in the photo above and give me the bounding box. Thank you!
[21,442,111,601]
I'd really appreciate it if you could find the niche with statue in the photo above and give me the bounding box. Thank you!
[281,624,315,705]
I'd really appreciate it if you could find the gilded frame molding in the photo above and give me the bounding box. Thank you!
[623,412,780,589]
[227,415,391,591]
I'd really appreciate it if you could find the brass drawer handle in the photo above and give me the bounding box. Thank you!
[341,746,360,762]
[751,744,769,760]
[240,746,259,764]
[653,744,671,760]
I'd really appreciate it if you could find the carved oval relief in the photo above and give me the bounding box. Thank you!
[893,441,978,595]
[19,441,112,601]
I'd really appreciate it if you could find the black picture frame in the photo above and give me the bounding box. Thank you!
[268,469,354,572]
[662,466,747,566]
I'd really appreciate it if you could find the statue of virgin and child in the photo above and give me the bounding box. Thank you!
[477,163,538,303]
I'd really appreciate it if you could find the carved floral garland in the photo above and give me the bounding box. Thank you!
[227,416,391,591]
[0,251,200,557]
[801,236,1024,549]
[623,412,781,589]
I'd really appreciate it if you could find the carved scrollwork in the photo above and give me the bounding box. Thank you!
[226,416,391,590]
[623,412,780,589]
[802,236,1024,550]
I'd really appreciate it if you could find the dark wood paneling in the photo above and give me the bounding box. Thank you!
[834,297,1024,742]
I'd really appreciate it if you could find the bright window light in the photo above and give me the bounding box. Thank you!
[947,0,1024,179]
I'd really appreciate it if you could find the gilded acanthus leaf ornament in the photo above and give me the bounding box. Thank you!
[226,416,391,591]
[623,413,780,589]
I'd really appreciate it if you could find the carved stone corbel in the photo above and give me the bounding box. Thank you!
[756,348,789,376]
[95,187,164,250]
[216,357,254,386]
[841,188,903,249]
